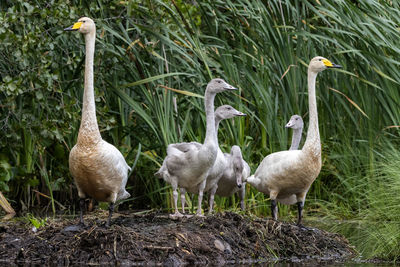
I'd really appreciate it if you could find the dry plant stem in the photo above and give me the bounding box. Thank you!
[0,191,15,215]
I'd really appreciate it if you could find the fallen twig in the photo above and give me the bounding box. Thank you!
[144,245,174,251]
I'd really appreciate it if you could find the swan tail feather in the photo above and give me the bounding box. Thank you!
[154,169,163,179]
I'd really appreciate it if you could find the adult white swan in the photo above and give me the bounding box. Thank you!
[65,17,131,227]
[246,57,341,226]
[275,114,305,206]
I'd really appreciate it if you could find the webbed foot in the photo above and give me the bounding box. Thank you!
[169,211,184,220]
[63,222,86,232]
[297,223,308,230]
[195,212,205,218]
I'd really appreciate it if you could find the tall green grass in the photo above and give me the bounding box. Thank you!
[357,144,400,260]
[319,144,400,261]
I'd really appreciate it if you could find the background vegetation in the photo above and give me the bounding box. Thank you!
[1,0,399,260]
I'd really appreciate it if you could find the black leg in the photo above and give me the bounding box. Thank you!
[297,201,304,226]
[271,199,278,220]
[79,198,86,225]
[64,199,86,231]
[106,202,115,227]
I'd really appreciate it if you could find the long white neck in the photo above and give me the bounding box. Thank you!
[77,30,102,147]
[289,127,303,150]
[203,90,217,149]
[302,69,320,155]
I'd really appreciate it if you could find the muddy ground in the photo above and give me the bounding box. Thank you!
[0,210,356,265]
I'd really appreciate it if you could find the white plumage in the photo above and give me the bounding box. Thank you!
[246,56,341,225]
[66,17,130,227]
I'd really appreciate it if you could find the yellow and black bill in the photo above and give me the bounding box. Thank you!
[323,59,342,68]
[64,21,82,31]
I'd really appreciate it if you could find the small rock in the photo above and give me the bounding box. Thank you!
[224,242,232,255]
[214,239,225,252]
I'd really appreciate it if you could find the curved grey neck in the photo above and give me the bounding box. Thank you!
[77,30,102,147]
[302,69,320,154]
[213,116,223,145]
[203,90,217,149]
[289,127,303,150]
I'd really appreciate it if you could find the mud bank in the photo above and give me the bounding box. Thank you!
[0,211,355,265]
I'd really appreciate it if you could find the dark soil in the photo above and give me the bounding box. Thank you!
[0,211,355,265]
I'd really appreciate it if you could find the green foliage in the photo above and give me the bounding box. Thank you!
[1,0,400,259]
[0,155,12,192]
[356,145,400,260]
[26,213,47,229]
[314,145,400,260]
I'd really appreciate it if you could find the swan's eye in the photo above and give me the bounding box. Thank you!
[319,59,322,61]
[217,80,221,83]
[83,20,86,23]
[295,118,298,120]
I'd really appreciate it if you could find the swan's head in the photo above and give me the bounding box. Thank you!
[285,114,303,130]
[215,105,246,121]
[64,17,95,34]
[206,78,237,93]
[231,145,244,188]
[309,56,342,73]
